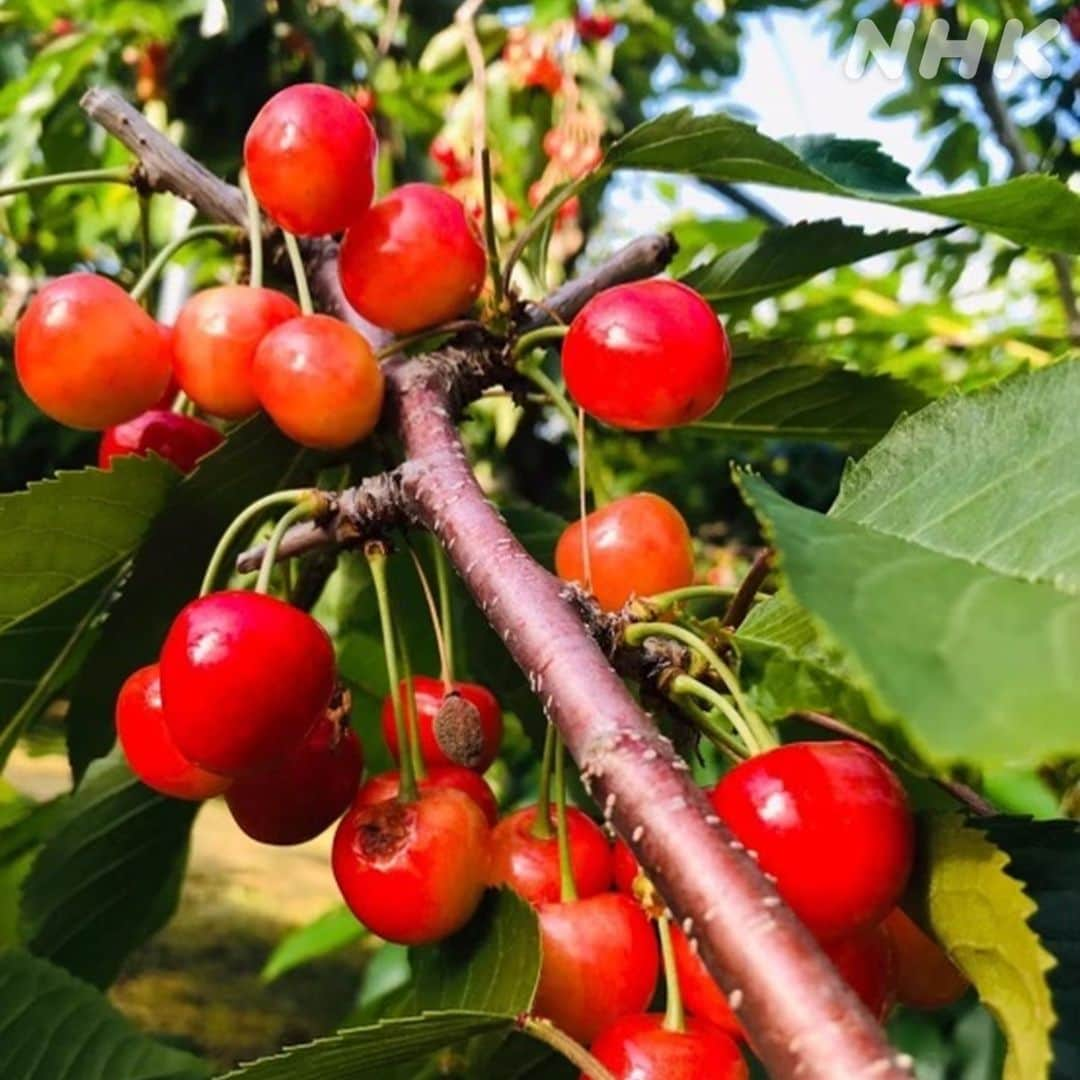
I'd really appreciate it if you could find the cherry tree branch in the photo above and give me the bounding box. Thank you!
[81,86,911,1080]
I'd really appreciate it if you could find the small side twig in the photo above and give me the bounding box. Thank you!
[722,548,773,630]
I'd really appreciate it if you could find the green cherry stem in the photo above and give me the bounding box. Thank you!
[554,734,578,902]
[512,324,569,361]
[282,230,314,315]
[367,545,418,802]
[406,541,453,690]
[138,193,152,277]
[396,625,428,782]
[130,224,240,303]
[530,723,557,841]
[518,1017,617,1080]
[480,147,505,310]
[669,687,750,763]
[255,503,313,594]
[0,165,131,199]
[373,319,484,361]
[670,674,760,758]
[643,584,740,609]
[241,170,264,289]
[431,536,457,682]
[657,913,687,1034]
[200,489,311,596]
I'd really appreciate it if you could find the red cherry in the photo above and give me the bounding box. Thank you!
[562,280,731,430]
[612,838,640,894]
[380,675,502,772]
[116,664,231,801]
[670,925,743,1039]
[332,787,491,945]
[882,908,968,1010]
[160,591,335,777]
[533,892,659,1044]
[252,314,384,450]
[98,409,223,473]
[353,86,378,115]
[225,708,363,845]
[823,924,895,1022]
[355,765,499,826]
[526,54,563,94]
[488,805,613,905]
[338,183,486,335]
[243,83,377,236]
[1065,6,1080,43]
[584,1014,747,1080]
[429,135,470,184]
[15,273,171,429]
[172,286,299,419]
[555,493,695,612]
[710,741,914,941]
[576,12,618,42]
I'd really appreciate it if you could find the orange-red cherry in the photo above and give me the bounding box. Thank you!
[488,805,613,905]
[612,838,641,894]
[244,83,377,236]
[160,591,335,777]
[584,1014,747,1080]
[116,664,231,801]
[354,765,499,826]
[172,286,299,419]
[710,741,914,942]
[533,892,659,1044]
[252,314,384,450]
[823,924,896,1022]
[670,925,743,1040]
[98,410,223,473]
[15,273,171,429]
[338,183,486,334]
[555,492,695,611]
[883,908,968,1010]
[332,787,491,945]
[380,675,502,773]
[225,709,363,845]
[562,280,730,430]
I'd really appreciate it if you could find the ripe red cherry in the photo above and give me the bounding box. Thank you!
[562,280,731,430]
[576,12,618,42]
[380,675,502,773]
[354,765,499,826]
[338,183,486,335]
[710,741,914,942]
[883,908,968,1010]
[611,839,639,894]
[225,708,362,845]
[584,1014,747,1080]
[252,314,384,450]
[823,924,895,1022]
[333,787,490,945]
[669,925,743,1039]
[533,892,659,1044]
[15,273,171,429]
[488,805,613,905]
[555,493,695,612]
[116,664,231,801]
[160,591,335,777]
[98,410,223,474]
[172,286,299,419]
[244,83,377,236]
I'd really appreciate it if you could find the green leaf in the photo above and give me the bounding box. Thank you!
[914,815,1080,1080]
[261,906,365,983]
[0,947,207,1080]
[412,889,541,1015]
[219,1012,514,1078]
[65,417,312,778]
[19,755,195,988]
[692,347,929,445]
[605,109,1080,254]
[682,219,944,307]
[736,363,1080,769]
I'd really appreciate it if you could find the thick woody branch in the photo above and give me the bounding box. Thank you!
[82,87,910,1080]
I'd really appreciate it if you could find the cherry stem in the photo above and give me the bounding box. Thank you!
[129,224,239,303]
[722,548,773,630]
[644,583,740,609]
[200,489,310,597]
[282,230,314,315]
[670,688,751,763]
[518,1017,617,1080]
[481,147,505,310]
[624,621,777,752]
[530,723,557,840]
[657,914,687,1034]
[255,503,313,594]
[367,546,419,803]
[577,407,594,587]
[0,165,131,199]
[406,541,453,690]
[512,325,569,360]
[374,319,484,361]
[554,733,578,902]
[396,624,428,782]
[240,170,263,289]
[431,535,456,684]
[138,194,152,277]
[670,674,759,758]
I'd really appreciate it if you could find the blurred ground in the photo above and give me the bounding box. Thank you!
[7,747,366,1072]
